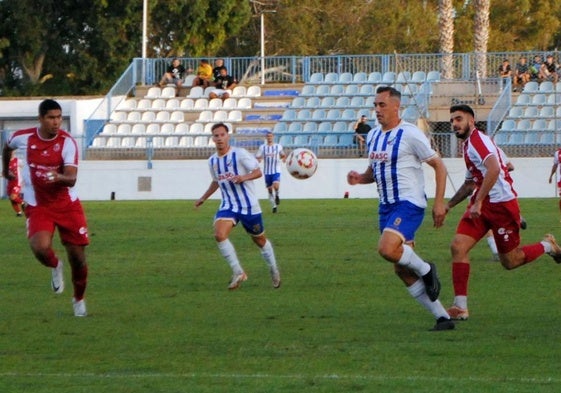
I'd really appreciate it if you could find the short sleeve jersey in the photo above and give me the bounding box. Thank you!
[366,121,437,208]
[7,127,79,207]
[255,143,284,175]
[215,74,237,90]
[167,64,185,79]
[463,128,517,203]
[208,146,262,215]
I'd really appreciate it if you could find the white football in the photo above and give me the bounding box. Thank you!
[285,148,318,179]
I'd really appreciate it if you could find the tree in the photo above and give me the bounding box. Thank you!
[439,0,455,79]
[473,0,490,78]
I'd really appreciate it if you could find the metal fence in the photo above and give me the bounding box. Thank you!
[80,51,561,160]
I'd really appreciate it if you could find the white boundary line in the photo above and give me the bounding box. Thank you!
[0,372,559,384]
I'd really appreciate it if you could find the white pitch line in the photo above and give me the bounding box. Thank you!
[0,372,559,385]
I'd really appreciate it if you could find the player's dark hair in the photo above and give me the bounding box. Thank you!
[450,104,475,118]
[39,99,62,117]
[211,122,229,133]
[376,85,401,101]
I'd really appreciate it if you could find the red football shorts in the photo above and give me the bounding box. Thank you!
[26,200,89,246]
[456,198,521,254]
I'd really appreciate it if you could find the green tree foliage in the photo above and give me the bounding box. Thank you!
[0,0,250,96]
[148,0,251,57]
[2,0,561,96]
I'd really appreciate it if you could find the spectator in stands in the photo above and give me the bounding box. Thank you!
[158,58,186,94]
[194,123,281,290]
[255,131,287,213]
[212,59,225,80]
[513,56,530,91]
[540,54,559,83]
[529,55,543,82]
[192,59,213,88]
[353,115,371,157]
[209,67,238,100]
[498,59,512,80]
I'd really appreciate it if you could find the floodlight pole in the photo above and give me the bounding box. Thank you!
[260,12,265,85]
[141,0,148,85]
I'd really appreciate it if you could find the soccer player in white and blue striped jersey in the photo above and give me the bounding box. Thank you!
[255,131,287,213]
[195,123,281,290]
[347,86,453,331]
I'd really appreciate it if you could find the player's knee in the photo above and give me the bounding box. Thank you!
[377,243,398,262]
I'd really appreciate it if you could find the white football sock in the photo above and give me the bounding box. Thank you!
[269,194,276,207]
[487,235,498,255]
[397,244,430,277]
[454,295,468,310]
[260,239,278,272]
[217,239,243,275]
[407,279,449,319]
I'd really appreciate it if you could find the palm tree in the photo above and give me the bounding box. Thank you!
[473,0,490,78]
[438,0,455,79]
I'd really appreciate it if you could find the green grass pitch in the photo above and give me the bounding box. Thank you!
[0,198,560,392]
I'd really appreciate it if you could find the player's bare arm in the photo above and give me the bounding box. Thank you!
[425,155,447,228]
[232,168,262,184]
[446,180,476,212]
[470,155,499,218]
[347,166,375,185]
[195,181,219,207]
[46,165,78,186]
[1,144,15,179]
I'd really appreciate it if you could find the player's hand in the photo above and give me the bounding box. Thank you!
[194,198,204,208]
[432,203,446,228]
[347,170,361,185]
[469,201,482,219]
[231,175,244,184]
[44,171,57,183]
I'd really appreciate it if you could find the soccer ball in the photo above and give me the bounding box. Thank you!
[285,148,318,179]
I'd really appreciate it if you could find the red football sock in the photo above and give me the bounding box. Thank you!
[43,249,59,268]
[452,262,470,296]
[72,264,88,301]
[522,243,546,263]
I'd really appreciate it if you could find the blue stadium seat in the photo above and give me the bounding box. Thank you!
[323,134,339,146]
[338,134,355,147]
[300,85,316,96]
[324,72,339,84]
[411,71,426,84]
[288,122,303,132]
[294,135,309,146]
[303,122,318,132]
[352,72,367,84]
[338,72,353,84]
[309,73,324,84]
[368,72,382,83]
[318,122,332,132]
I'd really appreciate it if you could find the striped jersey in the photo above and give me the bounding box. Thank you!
[255,143,285,175]
[366,121,437,208]
[7,127,80,207]
[463,128,516,203]
[208,146,262,215]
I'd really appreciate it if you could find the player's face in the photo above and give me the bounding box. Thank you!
[266,133,274,143]
[450,110,473,140]
[211,125,230,153]
[39,109,62,138]
[374,91,400,130]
